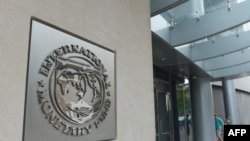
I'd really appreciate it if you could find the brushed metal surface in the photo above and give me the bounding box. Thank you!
[23,18,116,141]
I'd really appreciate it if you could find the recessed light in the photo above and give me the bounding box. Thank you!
[161,57,167,61]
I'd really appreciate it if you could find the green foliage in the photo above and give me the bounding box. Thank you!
[177,84,191,115]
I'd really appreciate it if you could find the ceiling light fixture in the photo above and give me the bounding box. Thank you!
[161,57,167,61]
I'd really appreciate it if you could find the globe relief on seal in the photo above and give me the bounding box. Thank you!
[36,44,112,136]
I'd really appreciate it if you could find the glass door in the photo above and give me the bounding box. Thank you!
[177,79,193,141]
[154,79,174,141]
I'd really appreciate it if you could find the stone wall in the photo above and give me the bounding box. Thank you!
[0,1,155,141]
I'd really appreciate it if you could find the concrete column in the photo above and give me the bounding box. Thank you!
[222,79,240,124]
[190,78,216,141]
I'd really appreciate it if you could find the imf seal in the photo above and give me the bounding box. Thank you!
[37,45,111,136]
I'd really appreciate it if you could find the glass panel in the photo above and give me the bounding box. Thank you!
[204,0,228,13]
[204,0,248,14]
[151,0,249,32]
[215,22,250,38]
[159,1,200,25]
[154,79,174,141]
[177,78,193,141]
[155,89,174,141]
[174,21,250,49]
[151,15,171,32]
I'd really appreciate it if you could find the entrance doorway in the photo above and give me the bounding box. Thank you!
[154,78,174,141]
[176,79,193,141]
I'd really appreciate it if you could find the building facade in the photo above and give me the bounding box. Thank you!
[213,76,250,124]
[0,1,154,141]
[1,0,250,141]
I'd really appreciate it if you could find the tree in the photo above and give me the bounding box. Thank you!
[177,84,191,116]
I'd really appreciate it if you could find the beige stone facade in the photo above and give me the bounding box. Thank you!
[0,1,154,141]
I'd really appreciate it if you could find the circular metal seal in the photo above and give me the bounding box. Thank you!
[50,56,105,124]
[37,45,111,136]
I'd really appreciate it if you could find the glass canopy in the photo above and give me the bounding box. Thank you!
[151,0,250,48]
[151,0,250,79]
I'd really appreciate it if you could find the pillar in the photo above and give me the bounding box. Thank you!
[222,79,240,124]
[190,78,216,141]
